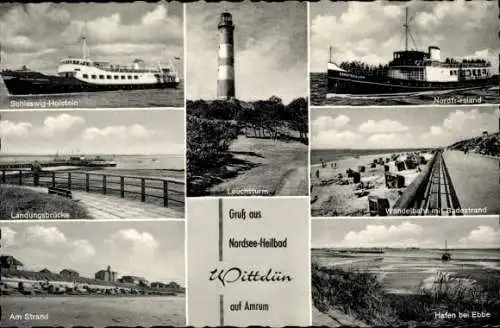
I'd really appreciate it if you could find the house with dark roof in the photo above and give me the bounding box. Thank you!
[0,255,23,270]
[120,275,149,287]
[60,269,80,280]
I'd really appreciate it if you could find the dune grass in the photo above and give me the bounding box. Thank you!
[0,185,92,219]
[311,262,500,326]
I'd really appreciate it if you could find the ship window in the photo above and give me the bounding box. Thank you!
[91,75,96,79]
[106,75,112,79]
[127,75,132,79]
[114,75,119,79]
[134,75,138,79]
[83,74,89,79]
[99,75,104,79]
[121,75,126,80]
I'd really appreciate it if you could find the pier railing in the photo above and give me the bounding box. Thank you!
[393,151,439,210]
[0,170,184,209]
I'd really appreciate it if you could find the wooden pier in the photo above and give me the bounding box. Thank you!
[0,169,184,210]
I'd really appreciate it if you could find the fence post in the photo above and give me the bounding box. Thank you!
[52,172,55,187]
[2,170,5,183]
[68,172,72,190]
[120,177,125,198]
[103,175,107,195]
[163,181,169,207]
[18,170,22,185]
[86,174,90,192]
[141,179,146,202]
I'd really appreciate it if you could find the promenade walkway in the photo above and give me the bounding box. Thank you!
[24,186,184,219]
[442,150,500,215]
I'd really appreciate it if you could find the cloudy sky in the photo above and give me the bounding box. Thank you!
[312,217,500,249]
[0,109,184,155]
[186,2,307,104]
[0,2,183,75]
[1,221,185,284]
[310,1,499,73]
[312,106,499,149]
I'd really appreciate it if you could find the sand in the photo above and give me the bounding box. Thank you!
[311,152,430,216]
[210,136,308,196]
[1,296,185,327]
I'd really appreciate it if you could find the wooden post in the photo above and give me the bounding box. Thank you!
[68,172,72,189]
[163,181,169,207]
[85,174,90,192]
[103,175,107,195]
[141,179,146,202]
[18,170,22,185]
[120,177,125,198]
[2,170,5,183]
[52,171,56,187]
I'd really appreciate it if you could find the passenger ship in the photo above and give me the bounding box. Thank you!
[0,32,181,95]
[327,8,497,95]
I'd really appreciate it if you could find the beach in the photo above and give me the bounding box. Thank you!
[311,151,432,216]
[0,296,186,327]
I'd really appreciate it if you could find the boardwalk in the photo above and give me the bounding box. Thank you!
[442,150,500,215]
[24,186,183,219]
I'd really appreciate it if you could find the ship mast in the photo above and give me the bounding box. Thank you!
[81,21,88,60]
[402,7,418,51]
[404,7,408,51]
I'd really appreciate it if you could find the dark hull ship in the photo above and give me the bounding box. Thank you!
[327,8,497,96]
[1,68,179,95]
[0,28,180,96]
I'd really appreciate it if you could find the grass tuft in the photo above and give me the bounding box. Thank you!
[0,185,92,219]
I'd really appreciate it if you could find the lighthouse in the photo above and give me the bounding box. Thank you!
[217,12,235,99]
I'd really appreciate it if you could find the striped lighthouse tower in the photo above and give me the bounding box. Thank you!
[217,12,235,99]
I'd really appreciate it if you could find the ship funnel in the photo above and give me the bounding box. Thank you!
[429,46,440,62]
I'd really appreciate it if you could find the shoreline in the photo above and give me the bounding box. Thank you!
[311,151,432,216]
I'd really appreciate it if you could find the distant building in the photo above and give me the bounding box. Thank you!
[151,281,181,290]
[39,268,52,274]
[60,269,80,280]
[95,265,117,282]
[0,255,23,270]
[120,275,149,287]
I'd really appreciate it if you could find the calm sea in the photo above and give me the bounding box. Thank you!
[310,72,500,106]
[0,80,184,109]
[313,248,500,294]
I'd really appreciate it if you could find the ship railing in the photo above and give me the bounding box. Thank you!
[0,170,185,209]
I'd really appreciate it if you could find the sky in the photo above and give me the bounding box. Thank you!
[0,2,184,76]
[0,109,184,155]
[311,106,499,150]
[1,221,185,284]
[186,2,307,104]
[310,1,499,73]
[312,217,500,249]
